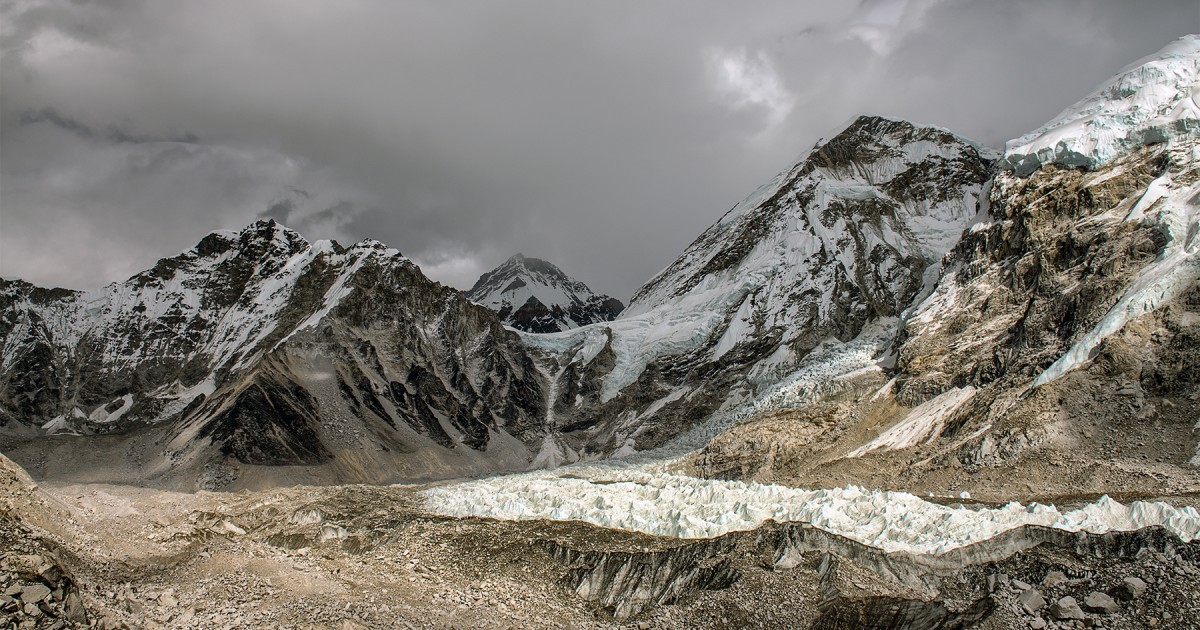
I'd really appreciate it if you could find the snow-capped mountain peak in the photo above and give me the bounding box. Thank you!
[1003,34,1200,175]
[627,115,993,316]
[466,254,622,333]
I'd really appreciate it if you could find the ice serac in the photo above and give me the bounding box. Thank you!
[529,115,992,458]
[1002,35,1200,176]
[0,219,548,488]
[466,254,623,333]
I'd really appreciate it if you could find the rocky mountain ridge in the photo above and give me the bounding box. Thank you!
[687,35,1200,502]
[466,254,623,333]
[522,114,994,464]
[1,36,1197,494]
[1,220,549,487]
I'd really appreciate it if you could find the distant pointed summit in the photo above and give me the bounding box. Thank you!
[467,255,622,333]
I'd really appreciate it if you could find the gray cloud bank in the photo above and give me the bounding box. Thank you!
[1,0,1196,298]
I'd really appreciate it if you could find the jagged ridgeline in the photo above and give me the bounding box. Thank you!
[2,36,1196,492]
[0,113,992,488]
[687,35,1200,498]
[0,221,547,487]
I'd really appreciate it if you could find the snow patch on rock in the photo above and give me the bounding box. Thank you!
[847,386,977,457]
[1033,141,1200,387]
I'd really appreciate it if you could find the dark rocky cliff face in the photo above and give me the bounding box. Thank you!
[893,147,1174,405]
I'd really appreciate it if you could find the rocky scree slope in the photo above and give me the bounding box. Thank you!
[466,254,623,333]
[688,35,1200,502]
[1,448,1194,629]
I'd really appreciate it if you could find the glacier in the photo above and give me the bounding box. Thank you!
[422,464,1200,555]
[421,37,1200,558]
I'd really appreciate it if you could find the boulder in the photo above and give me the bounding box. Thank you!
[19,584,50,604]
[1017,588,1047,614]
[1115,576,1147,600]
[64,590,88,624]
[1041,570,1068,587]
[1083,591,1119,614]
[1049,596,1086,621]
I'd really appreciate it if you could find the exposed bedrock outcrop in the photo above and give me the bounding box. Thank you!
[542,537,740,620]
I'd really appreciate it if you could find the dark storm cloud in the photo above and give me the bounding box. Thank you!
[258,198,296,225]
[21,107,200,144]
[259,196,363,241]
[1,0,1196,297]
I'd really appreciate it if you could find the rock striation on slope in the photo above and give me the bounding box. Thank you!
[466,254,623,333]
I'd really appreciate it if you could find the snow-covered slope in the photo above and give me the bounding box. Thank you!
[466,254,622,333]
[1,221,388,431]
[422,41,1200,551]
[520,116,992,461]
[1003,35,1200,175]
[627,116,992,317]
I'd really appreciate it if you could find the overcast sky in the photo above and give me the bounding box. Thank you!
[1,1,1196,299]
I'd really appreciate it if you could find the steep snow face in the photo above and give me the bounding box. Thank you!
[1003,35,1200,176]
[531,117,991,445]
[621,117,993,374]
[627,116,992,319]
[466,254,622,333]
[614,117,988,398]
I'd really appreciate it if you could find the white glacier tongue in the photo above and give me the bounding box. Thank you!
[1003,35,1200,175]
[421,465,1200,554]
[846,386,977,457]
